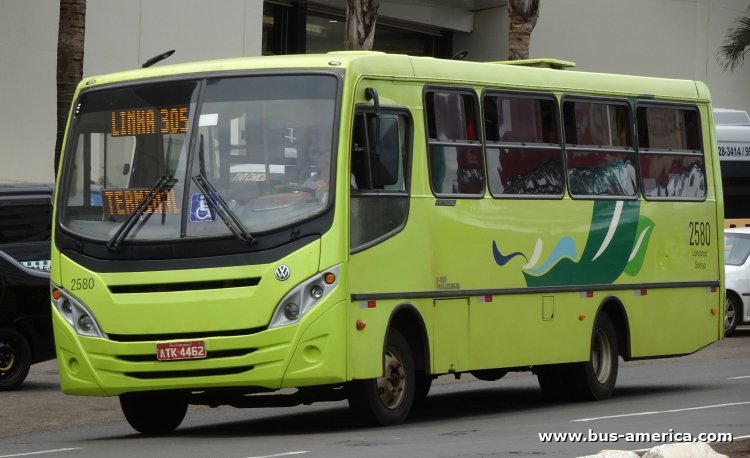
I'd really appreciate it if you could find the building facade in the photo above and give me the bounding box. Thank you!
[1,0,748,184]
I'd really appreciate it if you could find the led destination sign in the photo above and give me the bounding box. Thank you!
[110,106,189,137]
[102,189,181,217]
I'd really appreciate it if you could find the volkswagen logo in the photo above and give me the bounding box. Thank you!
[275,265,291,281]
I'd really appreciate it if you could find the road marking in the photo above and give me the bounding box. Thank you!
[0,449,82,458]
[572,401,750,422]
[243,452,310,458]
[727,375,750,380]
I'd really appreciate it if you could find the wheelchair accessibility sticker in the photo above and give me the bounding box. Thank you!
[190,193,217,222]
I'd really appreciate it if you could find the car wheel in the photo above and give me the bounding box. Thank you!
[0,326,32,391]
[724,295,741,337]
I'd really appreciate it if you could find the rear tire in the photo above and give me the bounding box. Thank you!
[119,391,188,434]
[568,314,619,401]
[348,329,415,425]
[0,326,31,391]
[725,295,741,337]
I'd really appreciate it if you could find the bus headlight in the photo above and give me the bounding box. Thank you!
[50,283,106,338]
[269,265,339,328]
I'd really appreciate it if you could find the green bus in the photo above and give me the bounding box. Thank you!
[50,52,724,434]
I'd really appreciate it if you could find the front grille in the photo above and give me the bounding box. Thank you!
[109,277,261,294]
[117,348,255,362]
[107,326,265,342]
[124,365,254,379]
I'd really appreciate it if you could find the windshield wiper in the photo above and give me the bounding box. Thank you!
[106,176,177,252]
[191,135,254,245]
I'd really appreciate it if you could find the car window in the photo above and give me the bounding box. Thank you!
[725,233,750,266]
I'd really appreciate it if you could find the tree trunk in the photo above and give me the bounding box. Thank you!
[508,0,539,60]
[55,0,86,177]
[344,0,379,50]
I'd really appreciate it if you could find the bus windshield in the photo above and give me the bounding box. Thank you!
[59,74,338,243]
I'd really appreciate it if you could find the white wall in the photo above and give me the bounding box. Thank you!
[1,0,747,184]
[453,6,507,62]
[0,0,263,184]
[0,0,59,183]
[529,0,750,113]
[455,1,750,116]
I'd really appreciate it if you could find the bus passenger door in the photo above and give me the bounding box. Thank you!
[432,298,469,374]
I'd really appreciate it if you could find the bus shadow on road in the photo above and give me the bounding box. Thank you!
[113,381,710,439]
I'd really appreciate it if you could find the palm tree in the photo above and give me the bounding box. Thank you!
[508,0,539,60]
[718,5,750,72]
[344,0,379,50]
[55,0,86,177]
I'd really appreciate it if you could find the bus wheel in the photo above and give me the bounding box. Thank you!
[725,295,740,337]
[119,391,188,434]
[0,326,31,391]
[348,329,415,426]
[568,314,619,401]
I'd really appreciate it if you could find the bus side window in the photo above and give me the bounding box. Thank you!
[636,105,705,200]
[350,110,410,251]
[563,100,637,197]
[425,90,484,196]
[484,93,563,196]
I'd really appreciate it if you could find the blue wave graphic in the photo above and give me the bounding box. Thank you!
[492,241,526,266]
[524,236,578,275]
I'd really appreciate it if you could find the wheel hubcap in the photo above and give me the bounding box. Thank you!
[0,344,15,373]
[725,299,736,330]
[376,349,406,409]
[591,329,612,384]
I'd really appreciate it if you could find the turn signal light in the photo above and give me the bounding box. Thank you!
[324,272,336,285]
[52,289,62,300]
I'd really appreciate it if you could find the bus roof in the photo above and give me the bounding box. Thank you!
[79,51,708,103]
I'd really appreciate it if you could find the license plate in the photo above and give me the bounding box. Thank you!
[156,340,207,361]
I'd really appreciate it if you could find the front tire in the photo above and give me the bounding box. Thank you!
[725,295,741,337]
[0,326,31,391]
[119,391,188,434]
[348,329,415,426]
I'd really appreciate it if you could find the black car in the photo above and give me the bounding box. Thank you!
[0,183,54,389]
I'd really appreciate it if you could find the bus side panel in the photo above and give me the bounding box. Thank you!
[468,294,592,370]
[626,287,719,358]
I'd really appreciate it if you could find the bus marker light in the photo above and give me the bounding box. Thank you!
[324,272,336,284]
[356,320,366,330]
[710,307,717,315]
[359,300,376,309]
[578,313,586,321]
